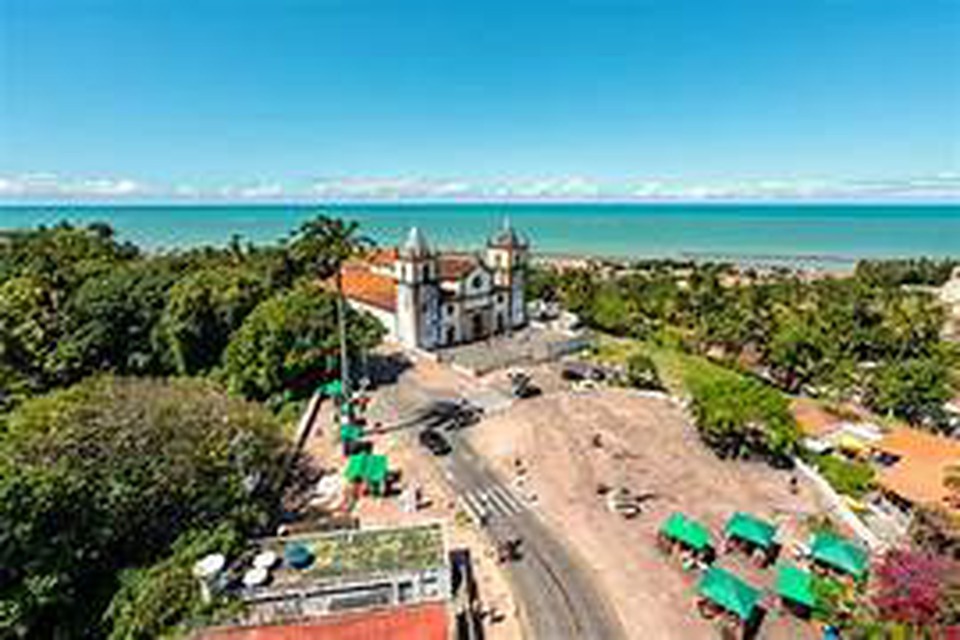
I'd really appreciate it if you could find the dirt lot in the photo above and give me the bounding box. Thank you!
[469,367,825,640]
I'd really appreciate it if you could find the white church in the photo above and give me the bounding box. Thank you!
[338,223,529,350]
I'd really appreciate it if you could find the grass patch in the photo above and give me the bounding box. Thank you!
[813,454,876,499]
[590,333,745,397]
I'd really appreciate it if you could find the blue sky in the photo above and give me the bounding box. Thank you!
[0,0,958,202]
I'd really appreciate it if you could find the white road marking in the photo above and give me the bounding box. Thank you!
[467,484,525,517]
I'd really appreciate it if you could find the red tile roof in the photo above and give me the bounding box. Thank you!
[340,264,397,312]
[366,247,398,267]
[875,427,960,508]
[437,255,479,281]
[196,604,448,640]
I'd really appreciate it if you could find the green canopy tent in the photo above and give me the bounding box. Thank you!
[366,454,388,495]
[724,512,777,550]
[344,452,369,484]
[340,423,363,442]
[660,512,711,552]
[776,563,816,611]
[343,452,389,495]
[319,379,344,398]
[697,567,761,623]
[810,532,868,579]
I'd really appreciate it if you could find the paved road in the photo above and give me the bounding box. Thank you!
[368,366,625,639]
[440,437,627,640]
[442,438,625,640]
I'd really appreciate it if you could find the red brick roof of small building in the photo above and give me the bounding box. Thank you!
[437,254,480,281]
[875,427,960,508]
[196,603,448,640]
[366,247,398,267]
[339,264,397,313]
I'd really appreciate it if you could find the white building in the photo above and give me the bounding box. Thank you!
[339,223,529,350]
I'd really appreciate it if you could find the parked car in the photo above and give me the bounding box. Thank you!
[419,429,453,455]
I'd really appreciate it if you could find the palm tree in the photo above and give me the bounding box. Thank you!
[290,214,374,396]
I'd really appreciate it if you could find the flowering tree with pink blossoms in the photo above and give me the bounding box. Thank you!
[870,547,952,628]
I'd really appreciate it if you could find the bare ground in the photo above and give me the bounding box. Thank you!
[468,372,824,640]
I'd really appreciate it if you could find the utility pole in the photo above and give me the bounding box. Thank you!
[336,266,350,398]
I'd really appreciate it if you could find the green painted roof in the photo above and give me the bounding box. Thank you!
[340,423,363,442]
[810,532,868,578]
[698,567,761,621]
[724,512,777,549]
[776,563,815,608]
[660,512,711,551]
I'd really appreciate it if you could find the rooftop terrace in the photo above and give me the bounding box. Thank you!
[258,523,446,589]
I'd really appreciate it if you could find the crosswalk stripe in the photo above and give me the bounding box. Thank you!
[481,488,511,515]
[486,486,517,515]
[460,492,487,523]
[486,485,522,516]
[459,484,529,521]
[494,485,526,513]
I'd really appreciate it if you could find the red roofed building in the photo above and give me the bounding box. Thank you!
[337,223,529,350]
[196,603,449,640]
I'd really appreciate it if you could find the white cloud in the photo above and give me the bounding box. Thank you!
[1,171,957,202]
[236,182,284,199]
[628,174,960,201]
[0,173,149,198]
[309,177,475,199]
[491,177,602,199]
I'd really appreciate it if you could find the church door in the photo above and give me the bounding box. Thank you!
[496,312,505,333]
[471,313,485,339]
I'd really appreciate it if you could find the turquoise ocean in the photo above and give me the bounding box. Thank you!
[1,204,958,268]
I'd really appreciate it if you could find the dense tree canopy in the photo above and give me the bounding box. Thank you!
[686,373,800,460]
[159,267,269,375]
[224,285,385,402]
[529,260,958,430]
[0,215,388,639]
[0,376,284,638]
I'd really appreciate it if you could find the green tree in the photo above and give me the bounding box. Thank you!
[866,356,952,427]
[52,262,179,383]
[105,525,244,640]
[766,315,826,393]
[224,285,385,402]
[289,214,375,393]
[0,376,284,638]
[687,373,799,460]
[159,267,268,375]
[0,275,59,404]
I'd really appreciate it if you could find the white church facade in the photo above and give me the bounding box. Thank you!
[339,223,529,350]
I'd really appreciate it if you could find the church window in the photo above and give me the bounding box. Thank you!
[446,304,454,315]
[472,275,483,289]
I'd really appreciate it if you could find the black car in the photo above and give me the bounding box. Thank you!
[419,429,452,455]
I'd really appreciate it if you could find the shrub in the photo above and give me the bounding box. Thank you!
[625,353,662,390]
[687,374,799,460]
[814,454,876,499]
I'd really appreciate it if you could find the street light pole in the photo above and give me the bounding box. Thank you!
[336,267,349,398]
